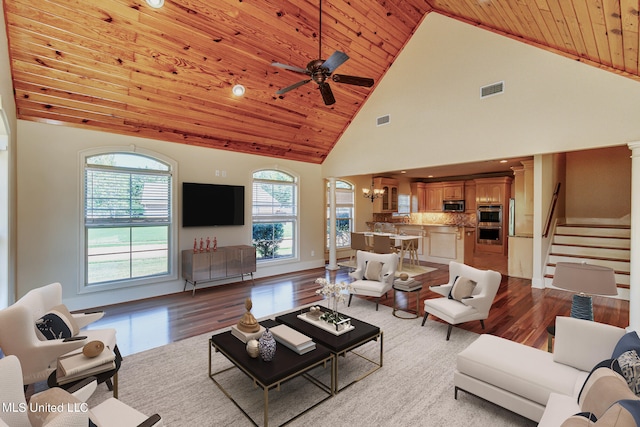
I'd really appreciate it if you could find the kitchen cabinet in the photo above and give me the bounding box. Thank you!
[442,182,464,200]
[425,183,443,212]
[182,245,256,294]
[410,182,426,212]
[373,177,399,213]
[464,181,476,212]
[475,177,511,205]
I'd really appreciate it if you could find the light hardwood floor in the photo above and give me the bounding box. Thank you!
[86,254,629,357]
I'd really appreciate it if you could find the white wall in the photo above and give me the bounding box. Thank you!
[322,13,640,178]
[16,121,326,310]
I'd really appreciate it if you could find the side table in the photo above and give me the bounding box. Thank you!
[393,280,423,319]
[48,345,122,398]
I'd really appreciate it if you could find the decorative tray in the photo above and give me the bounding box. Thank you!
[297,313,355,336]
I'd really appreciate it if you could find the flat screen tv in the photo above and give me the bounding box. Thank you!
[182,182,245,227]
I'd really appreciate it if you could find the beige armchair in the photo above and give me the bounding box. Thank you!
[0,355,161,427]
[348,250,398,310]
[0,282,117,386]
[422,261,501,340]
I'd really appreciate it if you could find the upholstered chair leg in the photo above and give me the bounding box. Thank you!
[375,297,380,311]
[480,320,485,329]
[348,294,353,307]
[421,312,429,326]
[446,324,453,340]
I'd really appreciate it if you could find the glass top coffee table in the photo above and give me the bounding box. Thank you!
[209,319,334,427]
[275,307,383,393]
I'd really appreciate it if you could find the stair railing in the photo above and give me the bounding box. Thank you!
[543,182,561,238]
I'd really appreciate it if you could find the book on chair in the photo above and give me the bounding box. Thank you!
[56,346,116,384]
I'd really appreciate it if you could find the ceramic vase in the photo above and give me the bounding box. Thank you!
[246,339,259,358]
[258,329,276,362]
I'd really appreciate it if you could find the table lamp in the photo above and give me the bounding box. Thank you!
[552,262,618,321]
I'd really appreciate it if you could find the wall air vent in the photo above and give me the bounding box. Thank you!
[376,114,390,127]
[480,81,504,99]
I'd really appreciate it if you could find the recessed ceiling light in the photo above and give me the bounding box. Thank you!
[232,84,245,96]
[499,159,508,163]
[146,0,164,9]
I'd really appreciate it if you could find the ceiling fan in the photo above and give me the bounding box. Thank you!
[271,0,374,105]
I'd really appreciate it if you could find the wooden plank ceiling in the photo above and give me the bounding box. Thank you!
[4,0,640,164]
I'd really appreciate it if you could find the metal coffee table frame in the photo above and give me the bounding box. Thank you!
[275,308,383,394]
[209,322,334,427]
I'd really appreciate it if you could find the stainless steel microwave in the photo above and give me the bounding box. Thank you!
[443,200,465,212]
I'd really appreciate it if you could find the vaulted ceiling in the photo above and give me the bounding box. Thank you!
[4,1,640,164]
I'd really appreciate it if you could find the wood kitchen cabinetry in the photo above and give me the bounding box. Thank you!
[442,182,464,200]
[464,181,476,212]
[475,178,510,205]
[410,182,426,213]
[182,245,256,295]
[425,183,443,212]
[373,177,399,213]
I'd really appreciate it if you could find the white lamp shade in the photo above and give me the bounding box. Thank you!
[552,262,617,296]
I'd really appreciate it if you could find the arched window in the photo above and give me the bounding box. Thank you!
[252,170,298,261]
[326,180,354,248]
[83,151,174,287]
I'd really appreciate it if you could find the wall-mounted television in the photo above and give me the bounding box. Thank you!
[182,182,245,227]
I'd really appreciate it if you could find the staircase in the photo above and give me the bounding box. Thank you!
[544,223,631,299]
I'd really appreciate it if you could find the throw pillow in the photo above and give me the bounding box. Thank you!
[578,359,623,404]
[28,387,99,427]
[591,400,640,426]
[579,367,637,420]
[364,260,383,281]
[618,350,640,395]
[560,413,597,427]
[613,331,640,360]
[448,276,477,301]
[35,304,80,340]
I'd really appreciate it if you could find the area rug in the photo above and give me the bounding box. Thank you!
[87,299,535,426]
[337,260,437,278]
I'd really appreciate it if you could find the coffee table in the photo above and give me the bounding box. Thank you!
[275,308,383,393]
[209,320,334,427]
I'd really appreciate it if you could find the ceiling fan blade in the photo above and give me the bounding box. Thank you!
[271,62,309,74]
[276,79,312,95]
[321,51,349,73]
[331,74,374,87]
[319,82,336,105]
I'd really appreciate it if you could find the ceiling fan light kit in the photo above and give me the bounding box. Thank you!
[145,0,164,8]
[271,0,374,105]
[232,84,245,96]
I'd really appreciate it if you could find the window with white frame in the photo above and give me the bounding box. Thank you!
[252,170,297,261]
[83,152,173,286]
[326,180,354,248]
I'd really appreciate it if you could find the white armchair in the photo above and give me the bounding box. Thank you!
[422,261,501,340]
[347,250,398,310]
[0,355,161,427]
[0,282,117,386]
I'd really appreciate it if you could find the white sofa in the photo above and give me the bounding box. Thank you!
[454,316,627,425]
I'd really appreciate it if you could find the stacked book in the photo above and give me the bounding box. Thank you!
[394,278,422,291]
[56,346,116,385]
[269,324,315,355]
[231,325,266,343]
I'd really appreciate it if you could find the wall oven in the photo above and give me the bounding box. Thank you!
[477,205,503,245]
[477,205,502,224]
[477,226,502,245]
